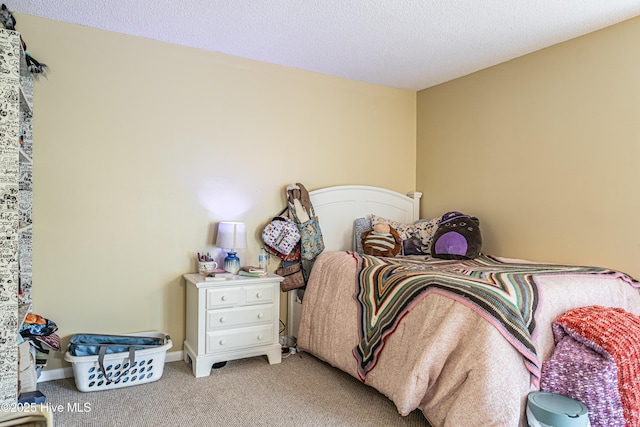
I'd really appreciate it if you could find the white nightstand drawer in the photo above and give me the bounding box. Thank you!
[207,287,242,308]
[206,304,273,330]
[206,325,274,353]
[244,284,274,304]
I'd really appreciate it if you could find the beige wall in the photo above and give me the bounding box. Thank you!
[18,14,416,370]
[417,16,640,278]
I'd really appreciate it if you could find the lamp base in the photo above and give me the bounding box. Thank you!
[223,251,240,274]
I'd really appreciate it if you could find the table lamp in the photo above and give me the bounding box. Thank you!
[216,222,247,274]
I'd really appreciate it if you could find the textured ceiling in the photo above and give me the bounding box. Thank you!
[5,1,640,90]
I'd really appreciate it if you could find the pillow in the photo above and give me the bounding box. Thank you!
[371,214,441,256]
[430,211,482,259]
[353,217,372,253]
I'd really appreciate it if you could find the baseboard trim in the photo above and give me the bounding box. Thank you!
[165,350,184,363]
[37,350,184,383]
[38,366,74,382]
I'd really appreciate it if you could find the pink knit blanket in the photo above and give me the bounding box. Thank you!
[548,306,640,427]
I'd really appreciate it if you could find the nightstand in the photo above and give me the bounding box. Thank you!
[182,273,284,378]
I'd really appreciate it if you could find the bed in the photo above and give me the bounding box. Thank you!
[291,185,640,426]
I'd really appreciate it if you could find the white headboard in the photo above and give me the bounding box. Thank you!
[309,185,422,252]
[287,185,422,338]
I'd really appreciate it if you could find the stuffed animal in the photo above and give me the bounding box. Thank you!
[431,211,482,259]
[361,221,402,257]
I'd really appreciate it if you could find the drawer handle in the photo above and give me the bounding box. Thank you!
[219,317,225,323]
[257,334,263,341]
[221,295,227,301]
[256,292,263,298]
[257,313,264,319]
[219,339,225,346]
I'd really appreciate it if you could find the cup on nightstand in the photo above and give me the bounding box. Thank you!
[198,261,218,275]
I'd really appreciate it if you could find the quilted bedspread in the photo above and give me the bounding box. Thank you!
[353,253,638,387]
[297,251,640,426]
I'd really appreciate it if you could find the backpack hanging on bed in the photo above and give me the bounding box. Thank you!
[262,207,305,291]
[261,209,300,256]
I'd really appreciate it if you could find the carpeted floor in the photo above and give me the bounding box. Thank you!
[38,352,430,426]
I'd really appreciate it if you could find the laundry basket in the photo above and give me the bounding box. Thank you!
[64,331,172,392]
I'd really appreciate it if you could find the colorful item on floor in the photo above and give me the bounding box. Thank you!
[20,313,58,337]
[19,313,60,374]
[542,306,640,427]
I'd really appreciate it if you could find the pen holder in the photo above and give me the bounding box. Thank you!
[198,261,218,275]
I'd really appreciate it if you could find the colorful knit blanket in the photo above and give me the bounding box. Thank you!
[352,254,639,385]
[546,306,640,427]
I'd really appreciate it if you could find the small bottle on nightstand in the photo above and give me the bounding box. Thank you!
[258,247,268,271]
